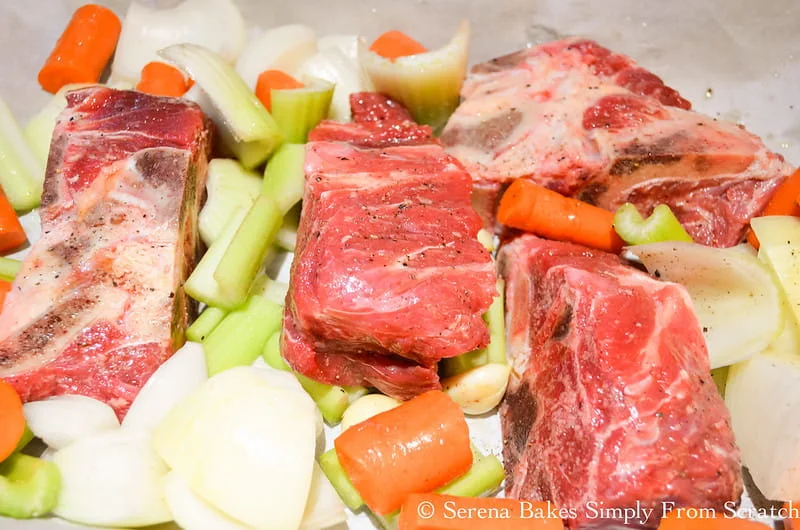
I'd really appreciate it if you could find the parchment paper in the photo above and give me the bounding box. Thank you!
[0,1,798,529]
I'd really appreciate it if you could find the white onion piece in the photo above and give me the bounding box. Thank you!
[163,471,251,530]
[112,0,246,84]
[122,341,208,433]
[23,395,119,450]
[234,24,317,90]
[53,430,171,527]
[317,34,360,62]
[298,47,373,122]
[299,463,347,530]
[154,366,318,530]
[629,242,783,369]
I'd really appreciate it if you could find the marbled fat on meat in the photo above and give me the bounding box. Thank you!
[498,235,742,527]
[0,87,211,417]
[443,38,794,246]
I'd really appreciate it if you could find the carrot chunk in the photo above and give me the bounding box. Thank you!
[136,62,190,97]
[255,70,304,111]
[0,380,25,462]
[748,168,800,249]
[0,189,26,253]
[370,30,428,60]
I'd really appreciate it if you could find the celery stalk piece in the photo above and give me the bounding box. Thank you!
[440,348,488,378]
[711,366,729,398]
[613,203,693,246]
[262,143,306,214]
[438,453,504,497]
[262,332,350,424]
[184,209,247,309]
[212,194,283,308]
[359,20,470,132]
[256,277,289,306]
[485,279,507,365]
[271,78,334,143]
[158,44,284,169]
[199,159,262,246]
[0,95,43,211]
[0,453,61,519]
[23,83,91,167]
[186,307,227,343]
[203,294,282,376]
[0,257,21,282]
[318,449,365,511]
[14,425,34,454]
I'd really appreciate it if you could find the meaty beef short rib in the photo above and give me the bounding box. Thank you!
[498,235,742,527]
[0,87,211,417]
[443,38,794,246]
[283,93,496,399]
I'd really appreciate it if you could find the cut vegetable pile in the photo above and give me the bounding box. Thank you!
[0,1,799,530]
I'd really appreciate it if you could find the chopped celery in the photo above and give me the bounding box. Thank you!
[0,453,61,519]
[318,449,365,511]
[23,83,91,167]
[14,425,34,454]
[186,307,227,342]
[0,95,42,211]
[256,277,289,307]
[158,44,283,169]
[271,78,334,143]
[441,279,506,376]
[199,159,262,246]
[262,143,306,215]
[262,332,350,424]
[438,449,504,497]
[0,257,21,282]
[485,279,506,365]
[203,294,283,376]
[613,203,693,246]
[359,21,470,132]
[184,209,247,309]
[212,194,283,308]
[711,366,729,398]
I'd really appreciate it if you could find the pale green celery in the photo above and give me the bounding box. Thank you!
[271,78,334,143]
[198,159,262,246]
[440,348,487,378]
[212,194,283,308]
[0,257,21,282]
[14,425,34,454]
[203,294,283,376]
[158,44,283,169]
[318,449,364,511]
[184,209,247,309]
[186,307,227,343]
[613,203,693,246]
[438,448,504,497]
[0,453,61,519]
[485,279,506,365]
[23,83,91,167]
[255,277,289,307]
[261,332,350,424]
[359,21,470,132]
[262,143,306,215]
[0,95,42,211]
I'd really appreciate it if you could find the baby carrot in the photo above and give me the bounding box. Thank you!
[0,189,26,253]
[748,168,800,249]
[658,509,772,530]
[0,381,26,463]
[0,280,11,311]
[497,179,624,253]
[399,494,564,530]
[334,390,473,516]
[136,62,191,98]
[369,30,428,60]
[255,70,304,111]
[37,4,122,93]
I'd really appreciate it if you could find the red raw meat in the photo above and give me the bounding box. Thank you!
[442,38,794,246]
[498,234,742,527]
[0,87,211,417]
[283,94,496,399]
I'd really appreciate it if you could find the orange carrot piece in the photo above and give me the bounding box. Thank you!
[38,4,122,94]
[369,30,428,60]
[747,168,800,249]
[0,189,26,253]
[658,509,772,530]
[0,280,11,311]
[255,70,305,111]
[334,390,472,516]
[398,494,565,530]
[0,380,25,462]
[497,179,624,253]
[136,62,190,98]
